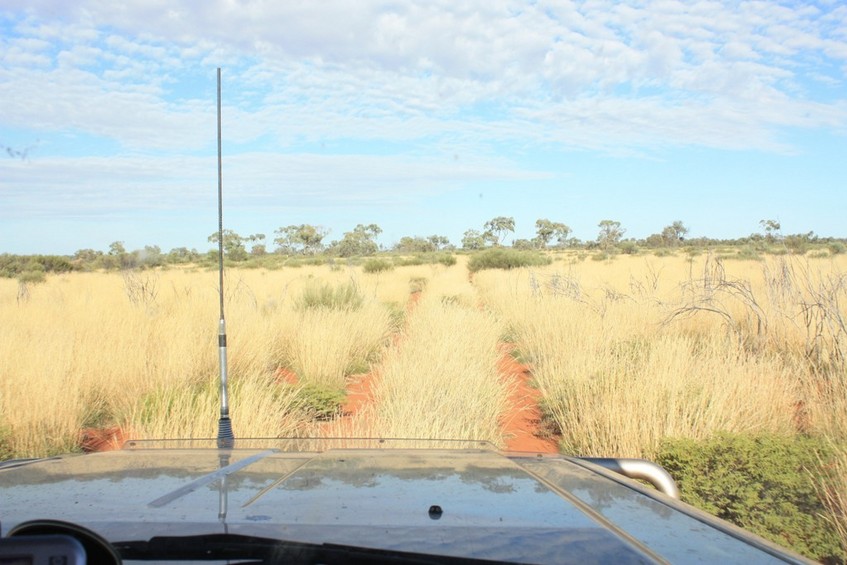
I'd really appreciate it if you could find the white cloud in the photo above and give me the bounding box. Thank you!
[0,149,549,220]
[1,1,845,156]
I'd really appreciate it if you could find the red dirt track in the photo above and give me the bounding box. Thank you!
[498,347,560,453]
[81,291,559,454]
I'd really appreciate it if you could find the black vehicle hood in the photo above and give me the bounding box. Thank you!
[0,440,808,563]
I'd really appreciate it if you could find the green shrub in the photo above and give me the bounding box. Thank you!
[655,433,843,563]
[362,258,394,273]
[296,281,363,311]
[394,253,456,267]
[731,246,761,261]
[619,241,639,255]
[828,242,846,255]
[0,254,76,279]
[394,255,425,266]
[303,256,330,266]
[17,270,46,284]
[467,249,552,273]
[433,252,457,266]
[296,384,346,420]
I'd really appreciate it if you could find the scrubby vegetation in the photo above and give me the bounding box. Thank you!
[467,248,552,272]
[295,280,364,311]
[656,433,843,563]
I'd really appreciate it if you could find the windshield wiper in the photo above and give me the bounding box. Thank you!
[114,533,519,564]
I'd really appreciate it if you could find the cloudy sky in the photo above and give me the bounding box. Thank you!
[1,1,845,254]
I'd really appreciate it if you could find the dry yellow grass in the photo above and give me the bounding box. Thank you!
[276,303,394,389]
[475,253,847,458]
[3,252,845,469]
[323,259,512,445]
[0,266,398,457]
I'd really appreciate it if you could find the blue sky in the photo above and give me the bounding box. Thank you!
[1,1,845,255]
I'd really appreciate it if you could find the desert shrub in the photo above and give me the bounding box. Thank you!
[409,276,428,293]
[619,241,639,255]
[296,281,363,311]
[0,254,75,278]
[303,256,330,266]
[394,255,424,266]
[296,384,345,420]
[731,246,761,261]
[394,253,456,267]
[655,433,843,563]
[362,258,394,273]
[467,249,551,272]
[828,242,846,255]
[433,252,457,266]
[17,270,46,284]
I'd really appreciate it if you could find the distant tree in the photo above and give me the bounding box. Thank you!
[644,234,665,248]
[395,236,435,253]
[274,224,329,255]
[597,220,625,250]
[784,231,817,254]
[108,241,127,256]
[330,224,382,257]
[134,245,163,267]
[73,248,103,264]
[208,229,247,261]
[534,219,572,249]
[759,219,782,243]
[661,221,689,246]
[106,241,135,269]
[462,229,486,250]
[245,233,266,256]
[512,239,535,250]
[166,247,200,264]
[427,235,451,251]
[483,216,515,246]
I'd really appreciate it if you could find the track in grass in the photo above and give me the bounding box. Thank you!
[498,346,560,454]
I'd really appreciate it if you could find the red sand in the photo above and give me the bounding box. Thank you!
[80,426,127,453]
[498,347,560,454]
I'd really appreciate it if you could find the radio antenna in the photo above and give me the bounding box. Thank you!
[216,67,234,448]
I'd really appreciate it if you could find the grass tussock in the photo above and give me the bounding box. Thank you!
[277,303,393,390]
[367,295,510,445]
[295,280,364,310]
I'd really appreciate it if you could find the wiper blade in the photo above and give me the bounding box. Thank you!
[114,533,520,564]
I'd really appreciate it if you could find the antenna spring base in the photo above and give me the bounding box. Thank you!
[217,417,234,449]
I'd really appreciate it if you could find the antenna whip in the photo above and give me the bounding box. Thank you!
[216,67,234,448]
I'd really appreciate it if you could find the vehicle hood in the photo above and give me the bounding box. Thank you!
[0,441,807,563]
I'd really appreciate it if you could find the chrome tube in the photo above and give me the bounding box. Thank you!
[581,457,681,499]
